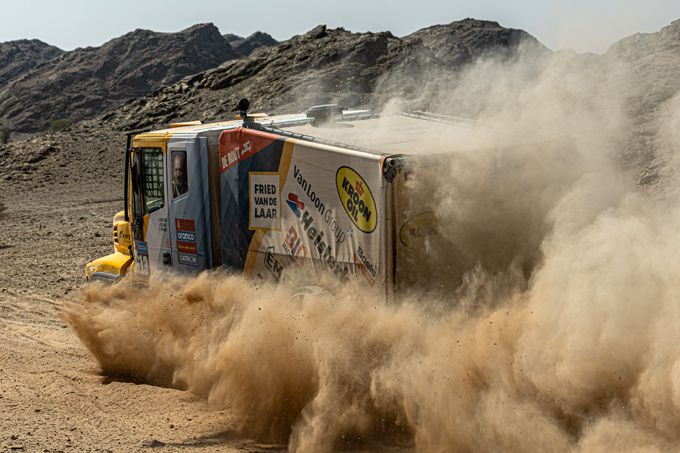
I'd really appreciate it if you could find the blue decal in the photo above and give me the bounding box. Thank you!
[286,192,305,218]
[135,241,148,255]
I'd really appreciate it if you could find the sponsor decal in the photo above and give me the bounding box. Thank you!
[158,217,167,232]
[293,165,325,213]
[294,165,346,244]
[353,245,377,286]
[220,140,254,172]
[176,241,197,254]
[135,241,148,255]
[249,172,280,230]
[176,218,195,232]
[134,241,149,276]
[264,246,284,281]
[177,230,195,242]
[175,218,197,266]
[299,208,349,282]
[286,193,304,218]
[178,253,198,266]
[285,186,350,281]
[336,166,377,234]
[399,212,437,248]
[219,128,279,174]
[282,205,350,281]
[282,225,306,259]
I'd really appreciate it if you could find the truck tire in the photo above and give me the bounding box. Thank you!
[287,285,332,303]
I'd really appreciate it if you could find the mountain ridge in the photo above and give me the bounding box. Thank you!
[0,39,63,86]
[0,23,267,132]
[2,18,679,189]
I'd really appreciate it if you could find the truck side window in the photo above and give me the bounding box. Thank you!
[142,148,164,213]
[131,152,142,220]
[172,151,188,197]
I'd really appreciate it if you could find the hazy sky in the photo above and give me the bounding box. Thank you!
[2,0,679,53]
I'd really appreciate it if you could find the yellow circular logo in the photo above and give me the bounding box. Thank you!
[336,166,377,233]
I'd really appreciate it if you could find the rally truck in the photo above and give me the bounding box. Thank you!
[85,104,474,297]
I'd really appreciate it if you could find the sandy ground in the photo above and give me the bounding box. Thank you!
[0,166,414,452]
[0,184,290,452]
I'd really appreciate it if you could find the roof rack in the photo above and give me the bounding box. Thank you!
[245,121,379,156]
[399,110,477,127]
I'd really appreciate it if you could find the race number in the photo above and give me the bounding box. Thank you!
[134,241,150,276]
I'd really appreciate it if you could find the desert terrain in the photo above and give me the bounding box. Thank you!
[2,17,680,452]
[0,183,297,452]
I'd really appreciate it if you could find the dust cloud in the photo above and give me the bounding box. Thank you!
[61,44,680,452]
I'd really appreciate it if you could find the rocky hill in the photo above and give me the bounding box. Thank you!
[4,18,680,190]
[0,39,63,86]
[107,25,436,130]
[0,23,240,132]
[223,33,241,45]
[605,18,680,118]
[0,20,537,135]
[404,18,549,67]
[596,19,680,184]
[107,20,542,131]
[224,31,279,56]
[0,20,547,192]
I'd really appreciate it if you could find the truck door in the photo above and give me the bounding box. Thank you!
[129,146,169,276]
[167,139,210,272]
